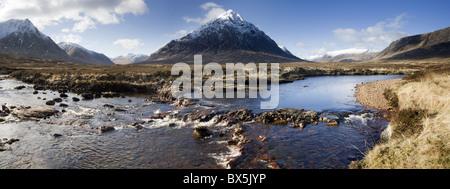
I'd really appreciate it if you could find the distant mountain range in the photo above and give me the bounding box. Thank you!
[58,42,114,65]
[312,27,450,62]
[112,53,149,65]
[141,10,304,64]
[0,18,449,65]
[312,49,379,63]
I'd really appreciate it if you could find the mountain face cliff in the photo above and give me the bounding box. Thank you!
[142,10,303,64]
[376,27,450,60]
[58,42,115,66]
[0,19,72,62]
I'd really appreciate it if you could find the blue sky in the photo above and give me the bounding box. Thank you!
[0,0,449,59]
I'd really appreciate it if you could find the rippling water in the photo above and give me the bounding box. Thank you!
[0,75,403,169]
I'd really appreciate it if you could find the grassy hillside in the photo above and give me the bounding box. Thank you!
[360,65,450,169]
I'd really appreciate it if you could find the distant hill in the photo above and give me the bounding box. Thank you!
[112,53,149,65]
[0,19,73,63]
[58,42,114,66]
[375,27,450,60]
[312,50,379,62]
[142,10,304,64]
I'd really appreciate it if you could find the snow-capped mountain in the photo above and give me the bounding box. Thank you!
[311,49,379,62]
[112,53,149,65]
[143,10,303,64]
[58,42,115,65]
[0,19,72,62]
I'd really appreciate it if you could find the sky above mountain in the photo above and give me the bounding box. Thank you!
[0,0,448,59]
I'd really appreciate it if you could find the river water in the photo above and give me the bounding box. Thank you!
[0,75,403,169]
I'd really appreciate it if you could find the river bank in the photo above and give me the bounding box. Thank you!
[353,64,450,169]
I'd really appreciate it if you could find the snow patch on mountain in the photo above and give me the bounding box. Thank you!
[184,9,267,41]
[0,19,47,40]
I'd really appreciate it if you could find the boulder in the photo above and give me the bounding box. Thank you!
[82,93,94,100]
[59,103,69,108]
[33,85,45,90]
[53,98,63,103]
[193,126,212,139]
[326,118,340,126]
[12,106,58,120]
[14,86,26,90]
[60,93,69,98]
[72,97,80,102]
[99,126,115,133]
[45,100,56,106]
[103,104,115,108]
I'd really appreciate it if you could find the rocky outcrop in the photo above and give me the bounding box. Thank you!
[258,108,318,129]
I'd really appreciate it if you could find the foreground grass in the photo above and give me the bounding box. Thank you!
[361,65,450,169]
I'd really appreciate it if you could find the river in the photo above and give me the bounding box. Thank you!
[0,75,403,169]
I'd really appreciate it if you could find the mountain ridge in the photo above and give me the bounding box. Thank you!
[375,27,450,60]
[57,42,115,65]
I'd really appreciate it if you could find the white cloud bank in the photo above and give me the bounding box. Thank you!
[333,13,409,49]
[0,0,149,32]
[113,38,144,49]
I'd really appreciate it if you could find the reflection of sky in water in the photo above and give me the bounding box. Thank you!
[200,75,404,112]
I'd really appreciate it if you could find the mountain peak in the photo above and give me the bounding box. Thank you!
[216,9,244,22]
[0,19,45,40]
[144,9,303,64]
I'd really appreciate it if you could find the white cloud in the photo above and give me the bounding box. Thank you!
[183,2,226,24]
[387,13,408,29]
[55,34,83,44]
[0,0,149,32]
[113,38,144,49]
[295,42,308,48]
[333,13,409,49]
[166,29,188,38]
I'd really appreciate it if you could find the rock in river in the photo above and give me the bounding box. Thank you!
[193,126,212,139]
[12,106,58,120]
[99,126,115,133]
[46,100,56,106]
[82,93,94,100]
